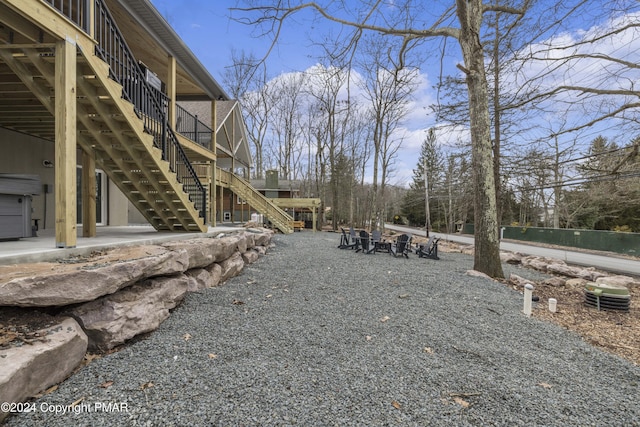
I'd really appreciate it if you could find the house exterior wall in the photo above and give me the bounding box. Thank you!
[1,128,56,230]
[0,127,141,229]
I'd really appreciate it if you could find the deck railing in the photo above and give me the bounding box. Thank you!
[43,0,90,32]
[175,104,212,150]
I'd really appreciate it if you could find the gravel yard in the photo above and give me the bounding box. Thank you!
[5,231,640,427]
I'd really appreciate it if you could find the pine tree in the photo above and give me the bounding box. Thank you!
[401,129,443,227]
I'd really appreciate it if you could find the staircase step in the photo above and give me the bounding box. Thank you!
[73,51,207,232]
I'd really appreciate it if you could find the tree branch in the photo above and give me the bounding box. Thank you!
[233,2,460,40]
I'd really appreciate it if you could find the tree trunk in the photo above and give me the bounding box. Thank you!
[457,0,504,278]
[492,11,502,228]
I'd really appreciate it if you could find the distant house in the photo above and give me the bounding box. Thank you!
[246,171,321,230]
[0,0,293,247]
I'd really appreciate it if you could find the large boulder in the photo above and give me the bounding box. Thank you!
[465,269,492,280]
[185,268,211,292]
[69,275,189,352]
[213,235,246,260]
[207,263,223,288]
[0,317,88,423]
[521,256,564,272]
[596,275,639,288]
[501,252,523,264]
[162,237,240,269]
[547,264,607,281]
[546,263,581,277]
[461,246,475,256]
[541,276,566,287]
[219,252,245,283]
[509,273,531,287]
[0,245,188,307]
[242,232,256,249]
[247,228,273,247]
[566,278,588,288]
[235,234,249,254]
[241,249,260,265]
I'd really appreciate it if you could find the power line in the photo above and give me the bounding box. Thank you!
[513,170,640,192]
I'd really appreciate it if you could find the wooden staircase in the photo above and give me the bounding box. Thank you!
[0,0,290,235]
[0,45,207,232]
[78,52,207,231]
[216,169,294,234]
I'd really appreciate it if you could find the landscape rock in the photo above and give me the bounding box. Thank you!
[242,249,260,265]
[578,268,608,281]
[465,269,492,280]
[0,317,88,423]
[461,246,475,256]
[547,264,607,281]
[236,234,248,254]
[566,278,588,288]
[254,245,267,256]
[69,275,189,352]
[501,252,523,264]
[541,276,567,287]
[0,245,188,307]
[185,268,211,292]
[161,239,217,269]
[219,252,245,283]
[164,236,253,269]
[214,235,246,260]
[596,275,639,288]
[521,256,565,272]
[546,263,581,277]
[250,229,274,247]
[207,263,223,287]
[242,232,256,249]
[509,273,531,287]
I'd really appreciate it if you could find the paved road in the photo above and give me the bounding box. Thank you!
[385,223,640,277]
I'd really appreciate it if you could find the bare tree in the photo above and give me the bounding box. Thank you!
[506,2,640,138]
[223,50,272,179]
[355,33,419,230]
[233,1,551,278]
[304,64,352,229]
[267,72,307,180]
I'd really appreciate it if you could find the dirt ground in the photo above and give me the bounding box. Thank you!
[416,236,640,366]
[521,277,639,366]
[1,236,639,366]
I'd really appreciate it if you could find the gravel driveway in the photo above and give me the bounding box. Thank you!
[6,231,640,426]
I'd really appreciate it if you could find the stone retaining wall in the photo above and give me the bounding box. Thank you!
[0,228,274,423]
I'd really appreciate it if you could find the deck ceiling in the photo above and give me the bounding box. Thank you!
[0,1,56,140]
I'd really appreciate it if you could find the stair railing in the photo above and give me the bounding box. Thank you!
[217,168,293,233]
[90,0,206,219]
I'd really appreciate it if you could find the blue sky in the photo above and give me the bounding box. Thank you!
[149,0,323,78]
[148,1,639,186]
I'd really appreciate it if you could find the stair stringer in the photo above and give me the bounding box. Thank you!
[76,46,207,231]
